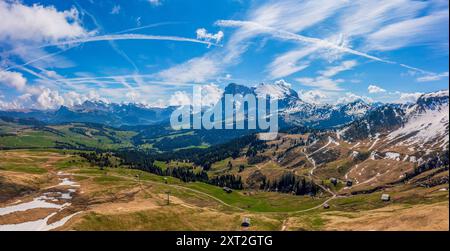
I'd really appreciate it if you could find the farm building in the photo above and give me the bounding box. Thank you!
[223,187,233,193]
[241,218,251,227]
[381,194,391,201]
[330,178,338,186]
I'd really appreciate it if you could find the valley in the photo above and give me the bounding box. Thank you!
[0,86,448,231]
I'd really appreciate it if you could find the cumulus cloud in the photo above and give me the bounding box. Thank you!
[0,70,27,90]
[398,92,423,103]
[168,84,223,107]
[196,28,224,44]
[36,88,65,109]
[0,1,88,43]
[200,84,224,107]
[169,91,191,106]
[125,91,141,102]
[337,92,373,104]
[299,90,328,104]
[368,85,387,93]
[0,85,110,110]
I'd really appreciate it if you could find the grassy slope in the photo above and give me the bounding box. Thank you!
[0,121,212,152]
[1,150,448,230]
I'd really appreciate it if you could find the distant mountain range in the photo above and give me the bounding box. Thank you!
[0,83,448,134]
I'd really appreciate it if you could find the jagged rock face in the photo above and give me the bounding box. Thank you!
[414,90,449,112]
[340,105,405,141]
[284,100,372,129]
[224,83,253,96]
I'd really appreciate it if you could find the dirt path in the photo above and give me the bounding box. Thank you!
[102,172,335,215]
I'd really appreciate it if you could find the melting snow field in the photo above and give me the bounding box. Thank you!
[0,212,80,231]
[0,196,68,216]
[384,152,401,161]
[388,105,449,148]
[0,173,80,231]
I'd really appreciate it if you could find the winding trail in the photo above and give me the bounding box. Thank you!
[96,172,336,215]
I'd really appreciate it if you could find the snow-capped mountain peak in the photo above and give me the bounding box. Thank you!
[254,80,298,100]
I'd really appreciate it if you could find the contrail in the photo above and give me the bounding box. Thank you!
[114,22,185,34]
[0,45,78,73]
[38,34,219,49]
[76,2,140,72]
[0,33,219,73]
[216,20,434,75]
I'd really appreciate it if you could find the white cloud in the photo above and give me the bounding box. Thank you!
[416,72,449,82]
[0,86,111,110]
[0,70,27,91]
[0,1,88,43]
[368,85,387,93]
[169,91,191,106]
[268,46,316,78]
[295,60,358,91]
[217,20,390,64]
[148,0,163,7]
[217,0,440,77]
[196,28,224,44]
[110,5,121,15]
[319,60,358,78]
[157,57,220,83]
[366,10,449,51]
[126,91,141,102]
[36,88,65,109]
[337,92,373,104]
[200,84,224,107]
[168,84,223,107]
[339,0,426,38]
[296,77,343,91]
[249,0,347,33]
[398,92,423,103]
[299,90,328,104]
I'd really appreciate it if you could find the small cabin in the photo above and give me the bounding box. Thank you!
[223,187,233,194]
[381,194,391,202]
[241,218,251,227]
[346,180,353,187]
[330,178,338,186]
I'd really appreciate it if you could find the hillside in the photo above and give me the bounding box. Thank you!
[0,90,448,231]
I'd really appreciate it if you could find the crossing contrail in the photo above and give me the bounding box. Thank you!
[216,19,434,75]
[0,33,219,73]
[38,34,219,49]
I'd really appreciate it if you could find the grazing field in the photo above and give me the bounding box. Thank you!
[0,150,448,231]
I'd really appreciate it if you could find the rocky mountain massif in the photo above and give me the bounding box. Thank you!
[0,82,375,129]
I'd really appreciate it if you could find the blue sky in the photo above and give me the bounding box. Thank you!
[0,0,448,110]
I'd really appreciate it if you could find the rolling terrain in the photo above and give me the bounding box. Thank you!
[0,87,448,231]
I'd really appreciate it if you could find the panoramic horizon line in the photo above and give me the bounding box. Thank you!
[2,84,447,112]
